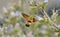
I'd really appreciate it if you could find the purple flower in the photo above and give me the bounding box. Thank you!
[7,26,12,33]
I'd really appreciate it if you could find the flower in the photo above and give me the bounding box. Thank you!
[7,25,13,33]
[2,7,7,13]
[10,11,21,17]
[15,11,20,16]
[35,15,43,21]
[10,11,15,16]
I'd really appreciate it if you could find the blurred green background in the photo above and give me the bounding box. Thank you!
[0,0,60,37]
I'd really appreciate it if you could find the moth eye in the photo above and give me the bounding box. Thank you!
[25,24,30,27]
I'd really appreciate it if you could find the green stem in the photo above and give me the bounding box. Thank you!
[43,10,59,31]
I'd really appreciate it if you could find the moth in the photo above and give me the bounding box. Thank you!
[21,13,37,27]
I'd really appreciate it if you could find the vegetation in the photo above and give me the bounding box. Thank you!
[0,0,60,37]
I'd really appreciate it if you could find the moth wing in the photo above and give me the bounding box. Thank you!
[21,13,30,21]
[22,13,29,18]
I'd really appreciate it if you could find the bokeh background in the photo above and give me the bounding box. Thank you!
[0,0,60,37]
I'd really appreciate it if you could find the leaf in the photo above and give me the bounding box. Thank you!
[58,32,60,37]
[40,2,46,9]
[14,5,21,11]
[30,1,37,7]
[30,8,37,14]
[12,29,19,35]
[54,29,59,32]
[56,16,60,22]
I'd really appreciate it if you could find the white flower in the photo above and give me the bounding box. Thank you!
[55,32,59,36]
[15,11,20,16]
[10,11,21,17]
[15,23,20,28]
[2,7,7,12]
[44,0,48,2]
[57,25,60,29]
[10,11,15,16]
[35,16,43,21]
[2,35,5,37]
